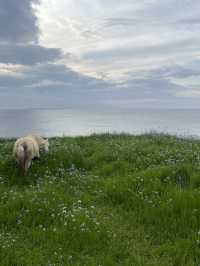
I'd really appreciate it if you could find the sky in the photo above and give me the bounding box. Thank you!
[1,0,200,109]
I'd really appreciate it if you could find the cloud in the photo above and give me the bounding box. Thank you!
[1,60,200,110]
[0,63,106,91]
[176,17,200,26]
[143,64,200,80]
[1,0,200,109]
[105,18,141,27]
[0,63,109,109]
[37,1,200,82]
[0,0,40,43]
[0,43,63,65]
[0,0,64,66]
[83,38,199,61]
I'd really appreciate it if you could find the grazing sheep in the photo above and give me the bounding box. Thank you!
[13,135,49,173]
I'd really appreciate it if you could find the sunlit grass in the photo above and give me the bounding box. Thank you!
[0,133,200,265]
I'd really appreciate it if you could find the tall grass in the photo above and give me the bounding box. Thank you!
[0,134,200,265]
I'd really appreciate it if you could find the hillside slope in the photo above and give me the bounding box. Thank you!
[0,134,200,265]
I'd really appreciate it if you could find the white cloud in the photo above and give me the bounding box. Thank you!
[36,1,200,83]
[1,0,200,108]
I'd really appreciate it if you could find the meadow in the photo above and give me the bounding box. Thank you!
[0,133,200,265]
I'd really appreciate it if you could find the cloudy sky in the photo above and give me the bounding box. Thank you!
[1,0,200,109]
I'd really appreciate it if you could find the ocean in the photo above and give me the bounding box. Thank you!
[0,108,200,138]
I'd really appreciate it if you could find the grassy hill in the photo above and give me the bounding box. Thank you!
[0,133,200,265]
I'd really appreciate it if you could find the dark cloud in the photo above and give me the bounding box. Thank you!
[0,44,63,65]
[0,0,65,66]
[0,63,106,90]
[0,63,108,109]
[0,0,40,43]
[0,61,192,110]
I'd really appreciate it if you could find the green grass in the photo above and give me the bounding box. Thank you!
[1,133,200,265]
